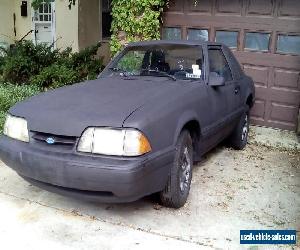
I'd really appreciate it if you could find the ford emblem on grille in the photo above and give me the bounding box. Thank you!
[46,137,55,144]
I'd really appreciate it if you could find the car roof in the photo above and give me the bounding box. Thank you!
[127,40,224,47]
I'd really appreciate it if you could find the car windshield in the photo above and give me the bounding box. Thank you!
[110,44,203,80]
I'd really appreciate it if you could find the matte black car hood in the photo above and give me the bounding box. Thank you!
[10,77,184,136]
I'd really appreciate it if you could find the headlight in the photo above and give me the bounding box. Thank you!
[3,114,29,142]
[77,128,152,156]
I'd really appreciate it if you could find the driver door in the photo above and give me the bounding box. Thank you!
[203,46,237,149]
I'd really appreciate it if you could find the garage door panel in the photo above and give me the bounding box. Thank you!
[278,0,300,18]
[236,52,300,68]
[274,68,300,90]
[261,120,295,130]
[187,0,213,14]
[167,0,184,12]
[254,87,269,103]
[163,13,185,27]
[250,118,295,130]
[165,14,300,33]
[269,102,299,124]
[267,120,296,130]
[216,0,242,15]
[243,64,269,87]
[237,54,275,68]
[269,88,300,106]
[251,99,266,120]
[267,117,297,130]
[248,75,300,129]
[246,0,274,16]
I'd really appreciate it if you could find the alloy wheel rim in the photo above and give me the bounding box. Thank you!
[179,147,191,193]
[241,115,248,141]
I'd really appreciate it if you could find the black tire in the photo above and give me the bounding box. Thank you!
[160,130,193,208]
[228,107,250,150]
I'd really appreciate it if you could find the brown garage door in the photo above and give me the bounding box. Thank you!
[162,0,300,131]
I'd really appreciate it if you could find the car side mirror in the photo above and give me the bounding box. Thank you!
[209,72,225,87]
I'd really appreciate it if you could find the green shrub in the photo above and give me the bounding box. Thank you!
[117,51,144,73]
[68,42,103,81]
[1,41,63,84]
[0,83,40,111]
[0,40,103,88]
[0,83,41,134]
[0,111,6,134]
[30,64,77,89]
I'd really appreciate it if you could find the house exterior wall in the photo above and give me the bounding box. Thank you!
[14,0,32,41]
[78,0,111,64]
[0,0,79,51]
[78,0,100,50]
[0,0,15,45]
[55,0,79,51]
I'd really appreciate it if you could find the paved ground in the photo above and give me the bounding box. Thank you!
[249,126,300,151]
[0,128,299,249]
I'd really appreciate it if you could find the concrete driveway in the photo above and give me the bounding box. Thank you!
[0,137,299,249]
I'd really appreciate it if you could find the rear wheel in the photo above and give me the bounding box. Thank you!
[160,130,193,208]
[228,107,249,150]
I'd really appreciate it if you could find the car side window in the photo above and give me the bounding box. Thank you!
[208,48,233,82]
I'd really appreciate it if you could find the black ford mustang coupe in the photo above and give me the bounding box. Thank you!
[0,40,255,208]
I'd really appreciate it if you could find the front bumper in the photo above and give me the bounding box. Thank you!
[0,135,174,202]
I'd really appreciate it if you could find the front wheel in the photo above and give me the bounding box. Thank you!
[160,130,193,208]
[227,108,250,150]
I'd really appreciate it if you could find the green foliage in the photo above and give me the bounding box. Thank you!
[0,111,6,135]
[0,41,63,84]
[30,64,77,89]
[110,0,166,56]
[117,51,144,73]
[0,83,40,112]
[0,41,103,89]
[30,42,103,89]
[0,83,41,134]
[68,43,104,81]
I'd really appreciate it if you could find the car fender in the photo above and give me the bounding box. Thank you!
[173,110,200,146]
[244,76,255,107]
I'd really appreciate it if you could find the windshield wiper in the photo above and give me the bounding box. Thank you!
[141,69,177,81]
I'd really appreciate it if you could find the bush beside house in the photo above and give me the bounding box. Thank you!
[0,40,103,87]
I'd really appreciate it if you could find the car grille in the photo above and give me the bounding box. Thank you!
[31,131,77,148]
